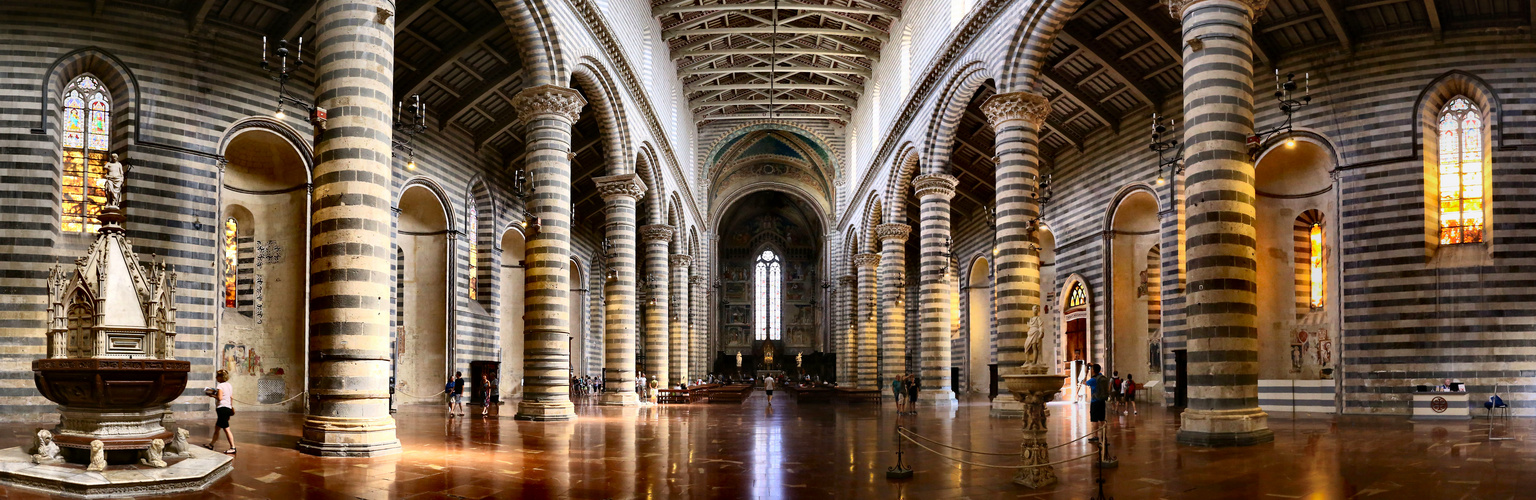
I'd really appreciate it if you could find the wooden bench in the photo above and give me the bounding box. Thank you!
[792,386,836,403]
[686,384,720,403]
[704,384,755,404]
[838,388,884,404]
[657,389,693,404]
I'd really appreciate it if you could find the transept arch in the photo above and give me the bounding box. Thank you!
[1106,187,1160,380]
[1252,133,1339,381]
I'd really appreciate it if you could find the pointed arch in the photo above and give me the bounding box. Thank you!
[41,47,138,146]
[398,176,456,231]
[1103,183,1165,233]
[1416,71,1500,253]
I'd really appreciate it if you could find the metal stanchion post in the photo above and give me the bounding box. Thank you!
[888,425,913,479]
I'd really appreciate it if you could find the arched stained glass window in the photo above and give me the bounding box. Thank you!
[1067,282,1087,309]
[1309,223,1324,309]
[1438,96,1484,245]
[62,74,111,233]
[466,201,478,300]
[224,217,238,308]
[754,250,782,341]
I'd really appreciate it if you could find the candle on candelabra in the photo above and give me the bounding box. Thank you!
[1305,73,1310,95]
[297,37,303,61]
[398,101,403,122]
[262,36,267,64]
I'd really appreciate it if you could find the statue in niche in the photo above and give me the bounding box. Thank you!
[1022,306,1045,367]
[796,352,803,369]
[30,430,61,465]
[762,341,776,368]
[103,153,126,209]
[736,351,743,369]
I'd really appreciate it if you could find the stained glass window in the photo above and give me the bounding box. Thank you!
[754,250,782,341]
[224,218,238,308]
[62,74,110,233]
[1309,223,1324,309]
[466,201,478,300]
[1438,96,1484,244]
[1067,282,1087,309]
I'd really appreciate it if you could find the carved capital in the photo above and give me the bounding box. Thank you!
[838,276,857,286]
[512,84,586,126]
[913,173,960,201]
[639,224,675,242]
[981,91,1050,128]
[593,173,647,203]
[689,275,706,284]
[670,254,692,267]
[853,253,882,269]
[875,223,912,244]
[1167,0,1270,20]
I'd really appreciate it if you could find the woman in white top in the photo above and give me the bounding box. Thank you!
[205,369,236,454]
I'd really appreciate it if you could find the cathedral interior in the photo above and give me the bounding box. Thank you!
[1,0,1535,497]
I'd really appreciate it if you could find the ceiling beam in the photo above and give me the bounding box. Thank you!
[1106,0,1180,60]
[1056,27,1160,107]
[691,99,851,110]
[687,82,860,93]
[267,0,319,41]
[396,0,441,35]
[443,68,524,132]
[1260,13,1325,33]
[186,0,217,33]
[696,113,847,122]
[396,20,502,99]
[1423,0,1443,40]
[662,26,888,43]
[680,65,871,77]
[1039,69,1117,132]
[654,2,898,18]
[1315,0,1354,53]
[673,46,879,61]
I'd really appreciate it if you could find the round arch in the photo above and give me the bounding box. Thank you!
[571,60,632,176]
[921,61,994,176]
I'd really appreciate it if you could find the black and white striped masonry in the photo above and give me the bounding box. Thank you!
[1172,0,1274,447]
[298,0,402,457]
[595,174,645,406]
[640,224,675,388]
[670,254,692,386]
[852,253,882,390]
[876,223,912,393]
[837,275,858,385]
[913,173,960,407]
[511,84,586,421]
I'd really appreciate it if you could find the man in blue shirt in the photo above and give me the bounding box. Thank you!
[1088,364,1108,441]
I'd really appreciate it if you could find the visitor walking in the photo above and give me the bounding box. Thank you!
[1123,374,1138,415]
[481,373,495,416]
[765,375,776,404]
[1111,371,1123,413]
[906,374,921,415]
[647,375,660,404]
[205,369,236,454]
[891,374,905,413]
[451,371,466,415]
[1088,364,1108,442]
[445,375,457,417]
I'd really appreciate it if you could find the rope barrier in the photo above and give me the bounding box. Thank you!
[395,389,447,400]
[895,424,1103,457]
[895,431,1098,469]
[232,391,308,407]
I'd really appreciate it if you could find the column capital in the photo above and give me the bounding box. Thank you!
[838,275,857,286]
[512,84,586,125]
[670,254,693,267]
[913,173,960,201]
[689,275,706,284]
[594,173,647,203]
[875,223,912,244]
[1167,0,1270,19]
[981,91,1050,128]
[853,253,882,269]
[639,224,675,242]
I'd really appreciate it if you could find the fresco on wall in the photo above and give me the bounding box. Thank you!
[222,342,263,376]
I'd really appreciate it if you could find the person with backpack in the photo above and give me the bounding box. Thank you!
[1111,371,1123,413]
[1089,364,1109,441]
[1123,373,1138,415]
[891,374,905,414]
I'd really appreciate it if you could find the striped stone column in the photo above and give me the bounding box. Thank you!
[669,254,691,386]
[914,174,959,407]
[837,275,857,384]
[298,0,401,457]
[1172,0,1272,447]
[511,84,586,421]
[852,253,881,390]
[690,274,706,379]
[981,91,1051,416]
[639,224,674,387]
[875,223,911,394]
[595,174,645,406]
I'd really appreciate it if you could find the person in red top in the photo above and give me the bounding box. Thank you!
[1123,373,1138,415]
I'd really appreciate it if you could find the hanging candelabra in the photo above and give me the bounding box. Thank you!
[260,37,325,129]
[1248,70,1313,159]
[510,169,530,200]
[392,94,428,170]
[1149,113,1182,187]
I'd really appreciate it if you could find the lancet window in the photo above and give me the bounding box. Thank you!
[754,250,782,340]
[1438,96,1484,244]
[62,74,111,233]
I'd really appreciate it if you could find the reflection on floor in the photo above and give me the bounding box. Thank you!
[0,394,1528,499]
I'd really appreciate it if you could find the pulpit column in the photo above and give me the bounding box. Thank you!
[1172,0,1272,447]
[669,254,692,386]
[594,174,645,406]
[299,0,401,456]
[639,224,674,387]
[511,84,586,421]
[837,275,857,385]
[852,253,881,390]
[875,223,911,393]
[914,174,959,407]
[980,90,1051,416]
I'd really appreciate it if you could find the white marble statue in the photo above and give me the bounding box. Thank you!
[736,351,743,368]
[29,429,62,465]
[1022,306,1045,367]
[103,153,125,209]
[140,438,167,468]
[796,352,802,368]
[166,428,191,457]
[86,440,106,472]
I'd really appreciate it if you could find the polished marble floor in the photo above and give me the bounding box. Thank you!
[0,394,1530,499]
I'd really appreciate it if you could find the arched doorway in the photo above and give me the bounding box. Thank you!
[569,259,588,377]
[219,124,309,411]
[396,183,451,404]
[1060,279,1091,401]
[966,257,990,394]
[499,227,527,400]
[1108,189,1160,387]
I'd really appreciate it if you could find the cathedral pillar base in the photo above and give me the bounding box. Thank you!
[915,389,957,407]
[600,391,641,406]
[515,400,577,421]
[990,395,1025,418]
[1176,408,1273,447]
[296,416,401,458]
